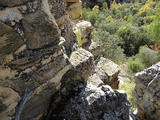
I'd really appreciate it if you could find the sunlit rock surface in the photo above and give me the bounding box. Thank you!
[134,63,160,120]
[0,0,137,120]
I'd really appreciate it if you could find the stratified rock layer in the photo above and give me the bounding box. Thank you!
[0,0,136,120]
[134,63,160,120]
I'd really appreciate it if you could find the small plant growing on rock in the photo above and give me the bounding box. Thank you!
[75,28,82,47]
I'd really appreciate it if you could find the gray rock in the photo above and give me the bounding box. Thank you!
[0,22,24,63]
[0,0,30,7]
[23,0,61,49]
[97,57,120,89]
[133,62,160,120]
[48,83,134,120]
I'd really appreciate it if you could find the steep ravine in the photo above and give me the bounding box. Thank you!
[0,0,143,120]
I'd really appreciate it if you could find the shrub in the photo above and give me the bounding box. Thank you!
[128,57,145,73]
[119,78,136,111]
[138,46,159,67]
[92,30,125,62]
[148,10,160,44]
[82,0,159,57]
[128,46,159,73]
[118,24,151,56]
[95,20,126,34]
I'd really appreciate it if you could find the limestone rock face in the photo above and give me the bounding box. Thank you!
[0,0,80,119]
[134,63,160,120]
[0,22,24,63]
[0,0,30,7]
[67,0,82,21]
[73,20,100,57]
[0,86,21,120]
[74,21,93,48]
[0,0,135,120]
[22,2,61,49]
[97,57,120,89]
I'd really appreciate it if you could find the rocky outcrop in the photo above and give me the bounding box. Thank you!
[44,56,134,119]
[67,0,82,22]
[46,83,133,120]
[0,0,84,119]
[74,21,93,48]
[0,0,135,120]
[73,20,100,57]
[133,63,160,120]
[96,57,120,89]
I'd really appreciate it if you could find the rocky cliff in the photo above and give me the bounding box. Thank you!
[134,63,160,120]
[0,0,135,120]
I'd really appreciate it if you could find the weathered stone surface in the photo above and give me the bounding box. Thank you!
[0,0,30,7]
[67,1,82,20]
[0,0,136,120]
[70,48,93,68]
[133,63,160,120]
[88,67,105,87]
[97,57,120,89]
[0,7,23,22]
[89,40,101,57]
[23,0,61,49]
[73,20,101,58]
[0,22,24,63]
[47,82,134,120]
[0,86,20,120]
[74,20,93,48]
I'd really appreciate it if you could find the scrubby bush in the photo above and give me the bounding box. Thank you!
[82,0,160,67]
[119,78,136,111]
[118,24,151,56]
[92,29,125,62]
[128,57,145,73]
[128,46,159,73]
[138,46,159,67]
[75,29,82,47]
[82,0,158,57]
[148,10,160,44]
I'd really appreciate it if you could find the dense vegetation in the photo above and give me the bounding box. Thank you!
[82,0,160,73]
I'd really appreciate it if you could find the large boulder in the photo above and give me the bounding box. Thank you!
[133,63,160,120]
[96,57,120,89]
[22,2,61,49]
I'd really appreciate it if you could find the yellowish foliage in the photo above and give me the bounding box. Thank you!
[106,16,114,23]
[138,0,154,15]
[120,18,124,22]
[92,5,99,12]
[75,28,82,47]
[111,0,121,9]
